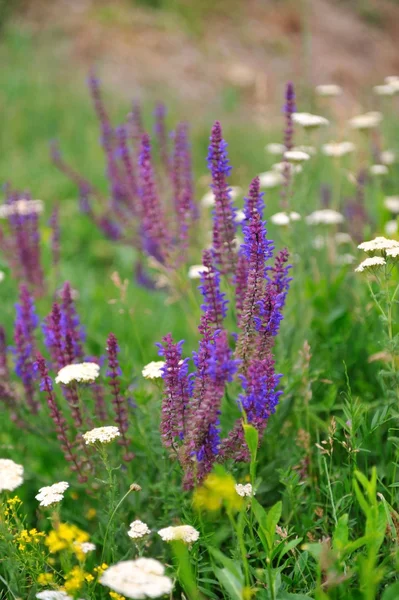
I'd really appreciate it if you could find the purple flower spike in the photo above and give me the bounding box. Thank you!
[154,103,169,170]
[60,282,85,361]
[106,333,134,461]
[236,177,274,365]
[35,353,87,482]
[138,133,171,264]
[116,124,138,207]
[234,250,249,321]
[199,249,228,329]
[239,356,282,425]
[157,333,190,449]
[171,123,194,261]
[208,121,237,275]
[49,204,60,272]
[12,285,39,413]
[281,82,296,209]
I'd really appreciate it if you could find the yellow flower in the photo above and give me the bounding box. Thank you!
[193,467,243,513]
[64,566,87,593]
[7,496,22,506]
[93,563,108,576]
[243,586,256,599]
[85,573,95,583]
[45,523,89,554]
[15,528,45,550]
[86,508,97,520]
[37,573,54,585]
[109,592,126,600]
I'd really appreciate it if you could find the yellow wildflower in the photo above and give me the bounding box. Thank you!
[85,573,95,583]
[7,496,22,506]
[110,592,126,600]
[193,467,243,513]
[15,528,45,550]
[37,573,54,585]
[64,566,87,593]
[86,508,97,520]
[93,563,109,576]
[45,523,89,554]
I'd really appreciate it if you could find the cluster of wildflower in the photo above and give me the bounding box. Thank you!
[0,188,45,293]
[355,237,399,273]
[157,121,291,488]
[100,558,173,599]
[53,74,197,284]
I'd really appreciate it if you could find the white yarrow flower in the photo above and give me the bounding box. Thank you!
[74,541,96,553]
[321,141,355,157]
[265,143,285,155]
[270,212,301,226]
[384,197,399,214]
[55,362,100,385]
[370,164,388,176]
[292,112,329,129]
[128,520,151,539]
[385,76,399,90]
[385,220,398,236]
[349,111,382,130]
[83,426,120,445]
[158,525,200,544]
[142,361,165,380]
[355,257,386,272]
[0,459,24,492]
[358,237,399,252]
[373,84,396,96]
[284,150,310,163]
[258,171,284,188]
[100,558,173,599]
[306,210,344,225]
[36,592,80,600]
[315,84,342,97]
[337,253,356,266]
[335,232,352,245]
[0,199,44,219]
[35,481,69,507]
[271,162,302,175]
[380,150,396,165]
[235,483,254,497]
[387,248,399,258]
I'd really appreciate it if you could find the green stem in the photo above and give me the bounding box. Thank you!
[323,455,337,525]
[101,486,133,565]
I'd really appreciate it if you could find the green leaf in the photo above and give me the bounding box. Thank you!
[243,424,258,459]
[381,582,399,600]
[208,547,243,581]
[277,593,314,600]
[276,537,303,562]
[214,567,243,600]
[266,501,282,545]
[252,498,282,552]
[332,513,349,552]
[353,480,369,516]
[171,541,201,600]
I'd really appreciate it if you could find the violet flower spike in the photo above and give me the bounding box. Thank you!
[60,282,85,361]
[281,81,296,210]
[35,353,87,482]
[49,204,60,272]
[138,133,170,263]
[207,121,237,275]
[157,334,190,449]
[198,249,228,330]
[106,333,134,461]
[154,103,169,170]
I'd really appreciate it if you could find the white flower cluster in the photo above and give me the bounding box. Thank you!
[55,362,100,385]
[292,112,329,129]
[373,77,399,96]
[188,265,209,280]
[321,141,355,157]
[355,257,386,272]
[158,525,200,544]
[348,111,382,130]
[142,361,165,380]
[270,212,301,226]
[258,171,284,188]
[265,142,285,155]
[100,558,173,599]
[358,237,399,253]
[315,84,342,97]
[36,592,81,600]
[128,520,151,539]
[384,197,399,214]
[235,483,254,497]
[370,164,388,176]
[0,199,44,219]
[83,426,120,445]
[272,162,302,175]
[356,237,399,273]
[0,458,24,492]
[284,150,310,163]
[74,541,96,554]
[306,210,344,226]
[35,481,69,507]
